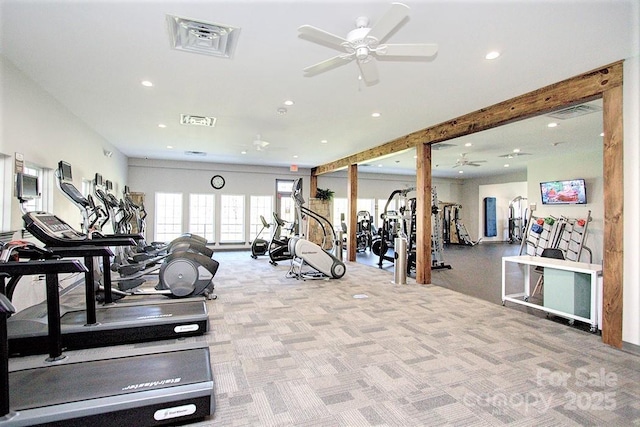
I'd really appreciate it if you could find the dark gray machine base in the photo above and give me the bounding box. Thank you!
[3,346,214,426]
[8,299,209,356]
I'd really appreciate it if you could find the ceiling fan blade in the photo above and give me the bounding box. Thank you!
[303,54,354,77]
[367,2,410,42]
[377,43,438,58]
[357,58,379,85]
[298,25,349,51]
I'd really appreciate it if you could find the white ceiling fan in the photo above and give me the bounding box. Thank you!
[454,153,487,168]
[252,134,270,151]
[298,2,438,85]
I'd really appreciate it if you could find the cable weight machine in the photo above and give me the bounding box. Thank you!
[371,187,451,273]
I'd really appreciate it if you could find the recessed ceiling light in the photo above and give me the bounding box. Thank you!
[377,164,383,167]
[600,132,604,137]
[465,142,473,147]
[241,150,247,154]
[293,155,298,159]
[284,100,294,106]
[458,170,464,174]
[167,145,173,149]
[141,80,153,87]
[513,148,520,153]
[321,139,328,144]
[158,124,167,128]
[504,164,510,167]
[371,112,381,118]
[548,122,558,128]
[485,51,500,60]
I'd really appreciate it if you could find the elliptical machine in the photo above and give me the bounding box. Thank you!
[268,212,294,265]
[55,160,218,299]
[251,215,270,259]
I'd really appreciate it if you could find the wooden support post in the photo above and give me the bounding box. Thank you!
[416,143,432,285]
[602,84,624,348]
[309,174,318,200]
[347,164,358,262]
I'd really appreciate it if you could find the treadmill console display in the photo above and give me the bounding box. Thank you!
[34,213,81,237]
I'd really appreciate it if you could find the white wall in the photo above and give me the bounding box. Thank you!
[477,182,528,242]
[526,150,603,264]
[1,56,128,231]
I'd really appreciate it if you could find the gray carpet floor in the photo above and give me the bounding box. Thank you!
[184,249,640,426]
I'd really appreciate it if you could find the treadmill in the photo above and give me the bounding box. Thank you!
[0,257,214,426]
[7,212,210,356]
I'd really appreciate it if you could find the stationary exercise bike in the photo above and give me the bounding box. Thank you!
[251,215,270,259]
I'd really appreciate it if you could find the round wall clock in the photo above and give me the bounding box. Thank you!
[210,174,225,189]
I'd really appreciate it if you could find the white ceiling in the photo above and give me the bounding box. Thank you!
[1,0,636,178]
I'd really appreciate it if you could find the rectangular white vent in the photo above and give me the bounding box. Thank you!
[180,114,216,127]
[547,104,602,120]
[166,15,240,58]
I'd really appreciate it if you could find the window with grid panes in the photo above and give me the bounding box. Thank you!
[220,194,244,242]
[249,195,272,242]
[155,192,183,242]
[189,194,215,242]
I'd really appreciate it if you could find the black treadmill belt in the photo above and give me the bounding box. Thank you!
[10,348,212,410]
[60,300,207,325]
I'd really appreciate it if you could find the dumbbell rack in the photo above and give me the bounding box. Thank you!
[520,213,560,256]
[520,210,592,262]
[555,211,592,262]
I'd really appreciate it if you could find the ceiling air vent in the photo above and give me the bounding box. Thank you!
[547,104,602,120]
[180,114,216,127]
[185,151,207,157]
[166,15,240,58]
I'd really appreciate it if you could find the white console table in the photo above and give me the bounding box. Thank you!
[501,255,602,332]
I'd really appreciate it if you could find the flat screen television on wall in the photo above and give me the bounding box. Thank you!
[540,178,587,205]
